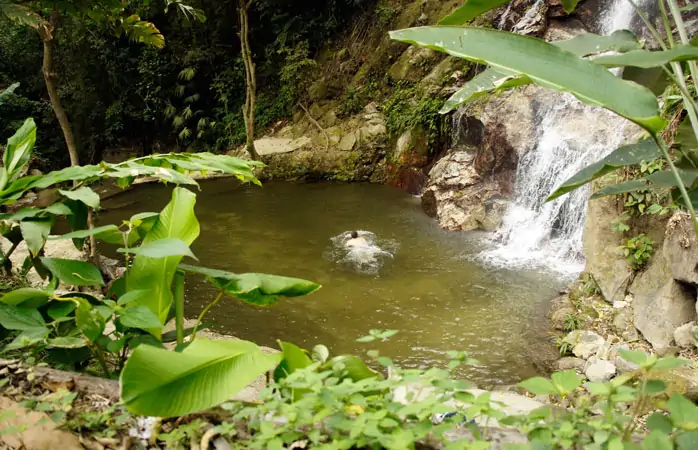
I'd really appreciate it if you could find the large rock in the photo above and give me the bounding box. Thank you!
[563,330,606,360]
[585,357,617,383]
[0,396,83,450]
[634,280,697,353]
[664,211,698,285]
[582,182,633,304]
[555,357,586,372]
[612,307,640,342]
[674,321,698,350]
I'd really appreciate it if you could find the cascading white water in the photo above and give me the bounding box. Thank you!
[476,0,646,275]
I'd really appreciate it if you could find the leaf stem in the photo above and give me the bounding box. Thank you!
[651,133,698,234]
[173,270,185,346]
[92,343,110,378]
[191,291,224,341]
[625,0,667,50]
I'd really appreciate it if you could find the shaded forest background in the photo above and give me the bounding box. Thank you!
[0,0,377,170]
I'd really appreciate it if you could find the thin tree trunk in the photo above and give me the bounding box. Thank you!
[238,0,260,160]
[38,11,80,167]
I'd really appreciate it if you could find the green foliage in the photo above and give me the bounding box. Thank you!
[555,336,573,356]
[620,234,654,270]
[375,0,400,28]
[383,82,450,148]
[563,313,581,332]
[120,339,281,417]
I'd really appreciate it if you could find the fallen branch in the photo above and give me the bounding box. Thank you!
[299,103,330,151]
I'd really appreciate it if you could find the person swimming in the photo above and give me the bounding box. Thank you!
[345,230,370,249]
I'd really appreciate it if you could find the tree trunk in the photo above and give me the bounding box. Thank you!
[38,11,80,167]
[238,0,260,160]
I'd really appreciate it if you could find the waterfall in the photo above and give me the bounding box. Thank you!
[477,0,647,275]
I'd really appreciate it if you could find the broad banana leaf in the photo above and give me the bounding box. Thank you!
[125,188,200,337]
[390,27,665,132]
[547,140,661,201]
[120,338,281,417]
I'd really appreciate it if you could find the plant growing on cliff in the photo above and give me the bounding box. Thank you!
[620,233,654,270]
[390,0,698,237]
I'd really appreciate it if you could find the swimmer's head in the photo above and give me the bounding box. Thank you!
[350,231,359,239]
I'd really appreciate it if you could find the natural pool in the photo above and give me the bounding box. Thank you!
[101,179,566,386]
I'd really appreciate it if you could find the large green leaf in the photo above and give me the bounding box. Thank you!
[440,31,641,114]
[274,341,313,401]
[0,82,19,106]
[4,328,50,351]
[0,303,46,330]
[323,355,381,382]
[440,68,529,113]
[125,187,200,336]
[555,30,641,56]
[547,140,661,201]
[20,218,53,257]
[594,45,698,68]
[118,238,198,260]
[622,66,671,96]
[118,305,164,329]
[49,224,121,241]
[0,118,36,191]
[438,0,511,26]
[178,264,321,306]
[390,27,665,132]
[120,338,281,417]
[561,0,581,14]
[41,258,105,287]
[590,170,698,199]
[58,187,101,209]
[0,288,50,308]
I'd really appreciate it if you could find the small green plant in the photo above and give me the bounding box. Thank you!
[579,273,601,297]
[383,82,450,148]
[620,233,654,270]
[375,0,400,28]
[555,336,573,356]
[563,313,581,332]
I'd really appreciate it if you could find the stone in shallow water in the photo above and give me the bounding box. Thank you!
[585,357,617,383]
[555,357,586,372]
[563,330,605,360]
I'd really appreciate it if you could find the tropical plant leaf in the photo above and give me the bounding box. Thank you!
[4,328,49,351]
[75,301,106,342]
[118,305,164,329]
[167,0,207,23]
[623,66,671,96]
[0,118,36,191]
[0,288,50,308]
[591,170,698,199]
[117,289,152,306]
[274,341,313,380]
[121,15,165,49]
[47,301,76,320]
[58,187,100,209]
[20,218,53,257]
[41,258,105,286]
[593,45,698,68]
[440,30,642,113]
[547,140,661,201]
[0,303,46,330]
[561,0,581,14]
[0,82,19,107]
[554,29,641,56]
[389,27,664,132]
[118,238,198,260]
[47,337,88,349]
[438,0,511,26]
[323,355,381,381]
[177,264,321,306]
[125,188,200,336]
[120,338,281,417]
[49,224,121,241]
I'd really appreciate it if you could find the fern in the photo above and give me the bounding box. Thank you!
[164,103,177,118]
[172,116,185,129]
[178,127,192,140]
[174,85,187,98]
[179,67,197,81]
[121,15,164,49]
[184,93,200,104]
[166,0,207,23]
[197,118,209,131]
[182,106,193,120]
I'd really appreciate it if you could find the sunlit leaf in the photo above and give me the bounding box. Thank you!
[594,45,698,68]
[41,258,105,287]
[120,338,280,417]
[389,27,664,132]
[438,0,511,26]
[0,288,50,308]
[58,187,100,209]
